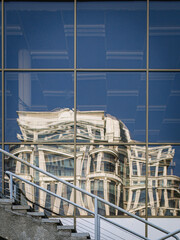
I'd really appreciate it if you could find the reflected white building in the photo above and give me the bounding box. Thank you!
[6,108,180,216]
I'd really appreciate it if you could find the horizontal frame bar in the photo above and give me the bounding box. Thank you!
[0,68,179,72]
[2,142,180,146]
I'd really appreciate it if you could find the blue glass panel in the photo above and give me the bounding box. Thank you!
[150,1,180,69]
[5,72,74,141]
[77,1,147,69]
[149,72,180,142]
[5,2,74,69]
[77,72,146,142]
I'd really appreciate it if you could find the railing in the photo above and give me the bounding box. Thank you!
[158,229,180,240]
[1,148,180,240]
[6,171,147,240]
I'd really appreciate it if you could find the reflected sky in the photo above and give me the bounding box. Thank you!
[77,72,146,141]
[2,1,180,145]
[149,72,180,142]
[77,1,147,69]
[5,2,74,68]
[5,72,74,141]
[150,1,180,69]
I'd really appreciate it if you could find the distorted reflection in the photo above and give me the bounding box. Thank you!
[5,108,180,216]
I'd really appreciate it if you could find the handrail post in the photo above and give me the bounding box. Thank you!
[95,197,100,240]
[13,183,17,200]
[9,173,13,200]
[97,214,100,239]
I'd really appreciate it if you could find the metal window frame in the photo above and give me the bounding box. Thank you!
[1,0,180,238]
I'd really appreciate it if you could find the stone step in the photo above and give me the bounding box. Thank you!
[0,199,13,205]
[42,218,62,225]
[12,205,31,210]
[71,232,91,239]
[27,212,45,217]
[57,225,75,231]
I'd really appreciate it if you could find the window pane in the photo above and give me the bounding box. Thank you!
[5,72,74,141]
[148,145,180,216]
[149,72,180,142]
[75,143,148,216]
[128,145,146,216]
[77,72,146,142]
[5,2,74,69]
[77,144,129,216]
[5,144,75,216]
[150,1,180,69]
[77,1,147,69]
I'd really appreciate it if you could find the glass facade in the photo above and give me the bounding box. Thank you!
[1,0,180,221]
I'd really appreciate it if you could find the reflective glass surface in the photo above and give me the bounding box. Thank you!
[1,0,180,221]
[5,2,74,68]
[5,72,74,141]
[5,144,75,215]
[77,144,133,216]
[147,145,180,216]
[172,146,180,178]
[77,1,147,69]
[77,72,146,142]
[150,1,180,69]
[149,72,180,142]
[128,145,146,216]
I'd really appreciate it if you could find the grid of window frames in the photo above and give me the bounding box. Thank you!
[0,0,180,224]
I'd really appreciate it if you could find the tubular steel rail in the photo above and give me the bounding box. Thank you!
[1,148,179,240]
[158,230,180,240]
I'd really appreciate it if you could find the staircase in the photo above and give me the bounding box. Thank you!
[1,148,180,240]
[0,198,90,240]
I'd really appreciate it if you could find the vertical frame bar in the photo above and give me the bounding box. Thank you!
[145,0,150,237]
[1,0,5,194]
[73,0,77,230]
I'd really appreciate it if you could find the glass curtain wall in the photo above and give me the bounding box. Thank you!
[0,0,180,225]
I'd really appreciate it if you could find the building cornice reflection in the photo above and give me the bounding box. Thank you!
[5,108,180,217]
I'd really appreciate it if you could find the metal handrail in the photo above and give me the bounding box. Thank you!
[6,171,148,240]
[1,148,179,240]
[157,229,180,240]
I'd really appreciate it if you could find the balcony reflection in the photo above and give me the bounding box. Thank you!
[5,108,180,216]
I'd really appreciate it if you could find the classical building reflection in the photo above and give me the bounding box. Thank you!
[6,108,180,216]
